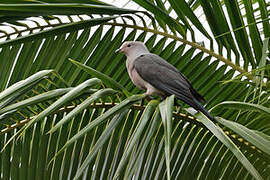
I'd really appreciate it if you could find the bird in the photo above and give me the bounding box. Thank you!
[115,41,215,122]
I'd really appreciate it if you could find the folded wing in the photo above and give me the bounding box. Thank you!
[133,53,205,107]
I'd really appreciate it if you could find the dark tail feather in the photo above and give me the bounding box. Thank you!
[172,93,215,123]
[193,98,216,123]
[190,87,206,104]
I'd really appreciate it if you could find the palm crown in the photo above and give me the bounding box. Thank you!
[0,0,269,180]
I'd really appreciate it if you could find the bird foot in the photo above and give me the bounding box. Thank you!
[145,95,154,101]
[140,93,154,105]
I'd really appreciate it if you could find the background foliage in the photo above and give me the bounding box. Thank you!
[0,0,269,179]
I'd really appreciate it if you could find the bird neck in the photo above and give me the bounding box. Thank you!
[126,49,149,61]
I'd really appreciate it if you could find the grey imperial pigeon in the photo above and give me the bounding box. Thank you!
[116,41,215,122]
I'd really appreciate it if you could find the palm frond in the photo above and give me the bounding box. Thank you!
[0,1,269,179]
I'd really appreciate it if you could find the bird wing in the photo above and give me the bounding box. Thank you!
[133,53,201,107]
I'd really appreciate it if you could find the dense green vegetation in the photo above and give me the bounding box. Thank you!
[0,0,269,179]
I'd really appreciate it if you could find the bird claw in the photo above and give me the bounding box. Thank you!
[146,96,153,101]
[140,93,154,105]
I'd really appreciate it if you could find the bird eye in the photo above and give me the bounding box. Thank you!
[127,44,131,47]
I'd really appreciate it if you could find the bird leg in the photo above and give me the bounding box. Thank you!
[140,93,154,105]
[146,96,153,101]
[174,99,181,106]
[160,95,167,101]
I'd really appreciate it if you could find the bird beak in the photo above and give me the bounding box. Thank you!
[115,48,122,53]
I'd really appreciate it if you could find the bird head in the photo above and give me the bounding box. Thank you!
[115,41,149,58]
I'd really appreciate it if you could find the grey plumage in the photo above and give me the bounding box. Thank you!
[116,41,215,122]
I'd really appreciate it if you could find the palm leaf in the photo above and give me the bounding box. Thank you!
[0,1,269,180]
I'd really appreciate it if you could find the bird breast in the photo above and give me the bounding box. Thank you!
[126,60,147,90]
